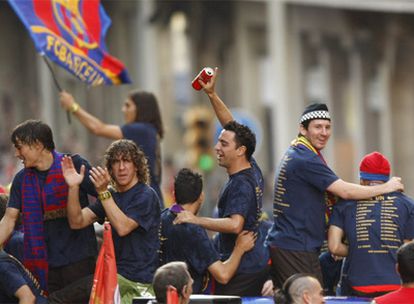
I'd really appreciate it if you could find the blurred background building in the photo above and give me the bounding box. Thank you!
[1,0,414,215]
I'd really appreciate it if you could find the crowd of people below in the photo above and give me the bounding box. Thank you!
[0,67,413,304]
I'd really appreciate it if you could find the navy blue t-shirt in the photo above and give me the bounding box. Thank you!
[330,192,414,289]
[266,144,339,252]
[8,154,98,268]
[121,122,163,205]
[160,208,220,293]
[89,183,160,283]
[216,158,269,274]
[0,250,47,304]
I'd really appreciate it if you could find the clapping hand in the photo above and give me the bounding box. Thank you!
[61,155,85,187]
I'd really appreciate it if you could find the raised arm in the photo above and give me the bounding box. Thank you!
[199,67,234,126]
[327,176,403,200]
[59,91,123,139]
[208,230,255,284]
[89,166,138,237]
[61,156,97,229]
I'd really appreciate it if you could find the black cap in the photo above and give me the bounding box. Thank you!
[300,103,331,124]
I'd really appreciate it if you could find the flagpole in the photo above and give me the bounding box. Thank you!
[42,56,71,124]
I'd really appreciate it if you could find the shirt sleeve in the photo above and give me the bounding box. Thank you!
[329,201,346,229]
[7,171,23,210]
[121,123,146,139]
[297,154,339,192]
[0,261,27,297]
[125,189,158,232]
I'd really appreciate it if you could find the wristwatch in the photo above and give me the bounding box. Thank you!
[98,190,112,201]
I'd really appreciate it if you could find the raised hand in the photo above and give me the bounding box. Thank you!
[59,91,76,111]
[199,67,219,96]
[61,155,85,187]
[89,166,111,193]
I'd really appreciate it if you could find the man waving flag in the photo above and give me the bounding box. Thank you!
[8,0,131,86]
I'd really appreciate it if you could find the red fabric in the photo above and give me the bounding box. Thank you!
[0,185,6,194]
[359,152,390,176]
[167,286,179,304]
[89,222,120,304]
[374,287,414,304]
[33,1,62,36]
[353,284,400,294]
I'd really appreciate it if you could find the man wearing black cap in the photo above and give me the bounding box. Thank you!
[266,103,404,288]
[328,152,414,297]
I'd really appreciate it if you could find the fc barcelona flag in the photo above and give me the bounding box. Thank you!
[8,0,131,86]
[89,222,121,304]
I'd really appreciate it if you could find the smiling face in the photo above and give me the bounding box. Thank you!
[300,119,331,151]
[110,155,138,192]
[214,129,241,170]
[121,98,137,123]
[14,140,43,169]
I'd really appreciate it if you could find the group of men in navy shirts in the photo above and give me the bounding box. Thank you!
[0,65,413,304]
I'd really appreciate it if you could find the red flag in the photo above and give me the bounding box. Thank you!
[89,222,121,304]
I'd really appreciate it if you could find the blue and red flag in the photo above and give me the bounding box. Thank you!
[8,0,131,86]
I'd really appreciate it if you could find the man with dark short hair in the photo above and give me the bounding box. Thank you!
[329,152,414,297]
[62,139,160,303]
[373,241,414,304]
[0,120,98,296]
[174,68,270,296]
[266,104,404,288]
[153,262,193,304]
[160,168,255,293]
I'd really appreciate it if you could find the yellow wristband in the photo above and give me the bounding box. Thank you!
[98,190,112,201]
[70,102,80,113]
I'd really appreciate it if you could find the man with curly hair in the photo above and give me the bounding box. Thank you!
[62,139,161,303]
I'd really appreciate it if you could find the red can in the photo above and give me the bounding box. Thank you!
[192,67,214,90]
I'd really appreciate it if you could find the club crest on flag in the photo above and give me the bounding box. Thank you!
[8,0,131,86]
[52,0,99,50]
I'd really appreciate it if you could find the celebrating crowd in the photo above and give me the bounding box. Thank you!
[0,67,413,304]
